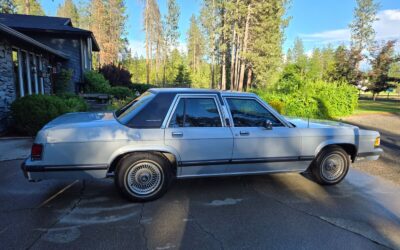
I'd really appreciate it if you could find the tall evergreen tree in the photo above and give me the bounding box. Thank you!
[349,0,380,52]
[57,0,80,27]
[14,0,44,15]
[187,15,205,73]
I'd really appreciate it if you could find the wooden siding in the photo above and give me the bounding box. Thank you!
[26,33,87,92]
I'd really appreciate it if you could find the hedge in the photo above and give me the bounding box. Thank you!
[254,81,358,119]
[11,94,88,136]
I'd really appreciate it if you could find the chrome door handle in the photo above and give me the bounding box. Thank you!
[239,131,250,136]
[172,132,183,137]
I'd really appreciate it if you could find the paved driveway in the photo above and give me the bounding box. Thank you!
[0,160,399,249]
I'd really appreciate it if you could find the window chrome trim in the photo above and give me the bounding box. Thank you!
[164,94,226,128]
[224,96,292,128]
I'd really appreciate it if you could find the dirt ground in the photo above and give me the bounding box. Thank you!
[343,113,400,185]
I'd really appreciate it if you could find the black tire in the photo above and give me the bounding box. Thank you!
[115,152,172,202]
[311,146,350,185]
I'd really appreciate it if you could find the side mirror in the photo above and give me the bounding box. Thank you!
[263,120,273,130]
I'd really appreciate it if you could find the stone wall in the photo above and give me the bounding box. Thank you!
[0,39,16,133]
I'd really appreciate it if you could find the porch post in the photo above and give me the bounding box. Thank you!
[32,54,39,94]
[26,52,32,95]
[17,49,24,97]
[39,56,44,94]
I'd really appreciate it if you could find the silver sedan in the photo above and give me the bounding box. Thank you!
[22,88,383,201]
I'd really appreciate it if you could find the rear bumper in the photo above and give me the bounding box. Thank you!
[355,148,383,162]
[21,159,109,181]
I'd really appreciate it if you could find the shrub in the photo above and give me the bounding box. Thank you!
[131,83,155,94]
[99,64,132,87]
[57,93,88,112]
[107,86,133,99]
[11,94,88,135]
[253,80,358,119]
[11,95,69,136]
[83,70,111,93]
[54,69,73,94]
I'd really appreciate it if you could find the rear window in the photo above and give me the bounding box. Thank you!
[115,91,155,123]
[115,91,176,128]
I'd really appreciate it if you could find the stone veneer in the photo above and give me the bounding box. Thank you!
[0,39,16,133]
[0,39,54,133]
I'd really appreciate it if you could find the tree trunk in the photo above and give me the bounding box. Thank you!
[246,68,252,90]
[25,0,30,14]
[234,35,241,91]
[230,30,236,91]
[145,0,150,84]
[238,4,251,92]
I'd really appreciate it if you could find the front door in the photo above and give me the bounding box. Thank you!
[225,97,308,173]
[164,95,234,177]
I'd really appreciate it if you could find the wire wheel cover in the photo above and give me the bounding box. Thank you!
[127,161,162,195]
[321,153,345,181]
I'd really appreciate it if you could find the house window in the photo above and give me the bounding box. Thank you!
[20,51,30,96]
[12,49,21,98]
[37,55,44,94]
[30,53,39,94]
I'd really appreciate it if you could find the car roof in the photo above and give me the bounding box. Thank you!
[149,88,256,97]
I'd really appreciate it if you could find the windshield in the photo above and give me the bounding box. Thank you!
[115,91,155,124]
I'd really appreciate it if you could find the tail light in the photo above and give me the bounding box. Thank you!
[31,144,43,160]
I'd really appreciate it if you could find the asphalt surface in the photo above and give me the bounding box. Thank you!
[0,160,399,249]
[345,114,400,184]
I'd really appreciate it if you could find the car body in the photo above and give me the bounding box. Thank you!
[22,88,383,201]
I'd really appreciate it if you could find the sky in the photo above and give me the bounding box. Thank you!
[40,0,400,56]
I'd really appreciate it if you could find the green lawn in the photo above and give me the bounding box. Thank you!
[354,99,400,115]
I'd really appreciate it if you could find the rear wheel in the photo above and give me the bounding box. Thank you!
[115,152,172,202]
[311,146,350,185]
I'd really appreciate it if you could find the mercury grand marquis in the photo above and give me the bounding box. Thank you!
[22,88,383,201]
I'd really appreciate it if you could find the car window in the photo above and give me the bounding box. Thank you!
[169,98,222,127]
[226,98,283,127]
[115,91,154,122]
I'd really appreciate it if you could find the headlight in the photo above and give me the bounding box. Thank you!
[374,137,380,147]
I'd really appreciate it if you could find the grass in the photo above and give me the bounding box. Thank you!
[354,99,400,115]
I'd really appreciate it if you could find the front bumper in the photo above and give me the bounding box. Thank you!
[355,148,383,162]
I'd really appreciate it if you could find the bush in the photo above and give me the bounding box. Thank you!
[253,80,358,119]
[11,95,69,136]
[54,69,73,94]
[57,93,88,112]
[99,64,132,87]
[130,83,155,94]
[107,86,133,99]
[11,94,88,135]
[83,70,111,93]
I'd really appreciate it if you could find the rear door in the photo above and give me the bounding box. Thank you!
[164,94,233,176]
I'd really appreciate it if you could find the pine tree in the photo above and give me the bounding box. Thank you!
[187,15,205,73]
[14,0,44,15]
[0,0,16,13]
[349,0,380,52]
[57,0,80,27]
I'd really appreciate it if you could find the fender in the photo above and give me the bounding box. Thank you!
[314,139,358,157]
[107,144,182,167]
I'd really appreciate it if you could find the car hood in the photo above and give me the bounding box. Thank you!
[285,117,357,129]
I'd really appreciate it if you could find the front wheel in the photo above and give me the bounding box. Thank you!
[115,152,172,202]
[311,146,350,185]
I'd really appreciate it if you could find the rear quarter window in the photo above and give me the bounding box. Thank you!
[120,92,176,128]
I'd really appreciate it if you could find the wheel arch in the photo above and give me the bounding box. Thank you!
[315,143,358,162]
[107,147,180,176]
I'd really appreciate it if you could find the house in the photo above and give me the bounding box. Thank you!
[0,13,100,132]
